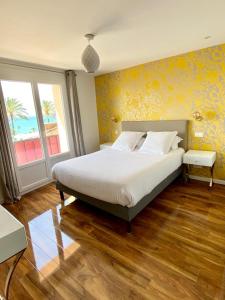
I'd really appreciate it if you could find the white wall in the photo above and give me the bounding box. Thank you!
[76,71,99,153]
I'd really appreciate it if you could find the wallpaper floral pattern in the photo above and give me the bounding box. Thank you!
[95,44,225,180]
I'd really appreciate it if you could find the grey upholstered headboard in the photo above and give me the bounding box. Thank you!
[121,120,188,150]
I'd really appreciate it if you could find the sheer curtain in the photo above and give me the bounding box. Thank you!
[0,86,20,203]
[65,70,86,156]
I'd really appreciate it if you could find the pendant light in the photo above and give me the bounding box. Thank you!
[81,34,100,73]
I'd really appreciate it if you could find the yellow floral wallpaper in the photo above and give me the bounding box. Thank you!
[95,43,225,180]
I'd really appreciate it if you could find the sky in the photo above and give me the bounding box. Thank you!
[1,80,54,117]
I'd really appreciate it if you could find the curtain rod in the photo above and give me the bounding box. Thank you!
[0,59,65,74]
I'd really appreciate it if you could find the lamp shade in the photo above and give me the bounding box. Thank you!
[81,34,100,73]
[81,44,100,73]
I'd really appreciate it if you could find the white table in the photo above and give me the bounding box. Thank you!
[183,150,216,187]
[0,205,27,300]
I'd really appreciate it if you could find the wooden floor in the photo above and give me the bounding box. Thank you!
[1,179,225,299]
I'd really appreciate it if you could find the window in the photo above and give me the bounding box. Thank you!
[1,80,44,166]
[38,83,69,156]
[0,64,73,193]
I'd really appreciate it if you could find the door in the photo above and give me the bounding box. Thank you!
[0,78,74,194]
[37,83,73,170]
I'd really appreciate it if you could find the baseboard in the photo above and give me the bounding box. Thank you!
[20,179,54,195]
[189,175,225,186]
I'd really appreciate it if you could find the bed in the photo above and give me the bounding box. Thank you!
[53,120,188,232]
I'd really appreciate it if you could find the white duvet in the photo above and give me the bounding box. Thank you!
[52,148,184,207]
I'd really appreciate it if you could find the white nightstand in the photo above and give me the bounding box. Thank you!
[183,150,216,187]
[0,205,27,299]
[100,142,113,150]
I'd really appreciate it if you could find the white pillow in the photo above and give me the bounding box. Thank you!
[112,131,145,152]
[138,131,177,155]
[171,136,183,150]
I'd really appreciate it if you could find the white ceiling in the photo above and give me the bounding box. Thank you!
[1,0,225,75]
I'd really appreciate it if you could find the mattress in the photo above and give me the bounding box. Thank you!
[52,148,184,207]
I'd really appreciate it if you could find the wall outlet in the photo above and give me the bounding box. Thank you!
[195,131,204,137]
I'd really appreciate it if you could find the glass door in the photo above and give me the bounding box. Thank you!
[36,82,74,172]
[38,83,69,157]
[1,80,49,192]
[1,80,44,166]
[0,77,74,194]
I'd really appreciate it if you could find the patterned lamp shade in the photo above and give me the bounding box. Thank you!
[81,34,100,73]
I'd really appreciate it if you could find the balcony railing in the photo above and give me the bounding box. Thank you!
[14,135,61,166]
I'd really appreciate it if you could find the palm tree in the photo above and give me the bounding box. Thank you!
[5,97,28,136]
[42,100,55,123]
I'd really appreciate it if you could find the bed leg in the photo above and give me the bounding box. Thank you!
[127,221,132,233]
[59,190,65,209]
[59,190,65,202]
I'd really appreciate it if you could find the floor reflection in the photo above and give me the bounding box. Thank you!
[28,200,79,280]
